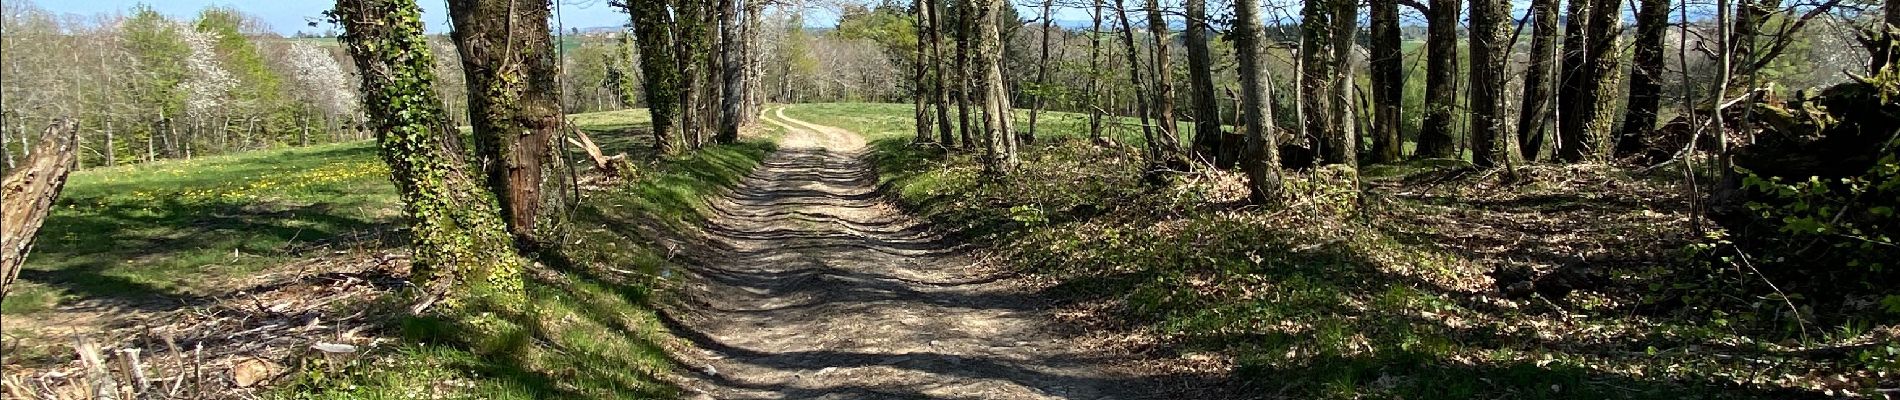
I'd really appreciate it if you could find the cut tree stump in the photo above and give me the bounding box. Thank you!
[2,118,79,298]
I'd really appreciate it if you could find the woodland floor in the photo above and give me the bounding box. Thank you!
[660,108,1187,399]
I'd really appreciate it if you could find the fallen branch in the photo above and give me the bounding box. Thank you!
[2,118,80,299]
[565,128,633,178]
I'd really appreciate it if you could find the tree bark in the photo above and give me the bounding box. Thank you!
[1087,0,1106,141]
[1144,0,1183,163]
[1418,0,1461,159]
[1468,0,1520,169]
[336,0,526,311]
[914,0,936,144]
[928,0,955,144]
[618,0,683,154]
[1515,0,1559,160]
[1368,0,1403,163]
[1,119,79,299]
[1026,0,1055,141]
[1301,0,1354,167]
[719,0,745,144]
[1184,0,1225,165]
[1234,0,1283,202]
[1558,0,1620,162]
[956,0,976,149]
[1616,0,1668,157]
[1115,0,1159,159]
[447,0,565,246]
[974,0,1015,171]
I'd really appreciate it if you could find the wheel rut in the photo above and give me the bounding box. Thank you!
[662,107,1165,399]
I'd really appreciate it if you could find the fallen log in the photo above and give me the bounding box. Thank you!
[2,118,79,298]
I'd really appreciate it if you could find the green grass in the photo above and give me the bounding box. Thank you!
[286,140,772,399]
[5,106,772,398]
[4,142,397,314]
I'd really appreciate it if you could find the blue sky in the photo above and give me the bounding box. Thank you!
[27,0,847,35]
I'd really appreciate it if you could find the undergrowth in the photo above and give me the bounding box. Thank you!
[859,131,1889,399]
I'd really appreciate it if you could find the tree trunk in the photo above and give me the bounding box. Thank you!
[719,0,745,144]
[1026,0,1055,142]
[1616,0,1669,157]
[335,0,527,311]
[1515,0,1559,160]
[929,0,955,144]
[1368,0,1403,163]
[1468,0,1520,169]
[1558,0,1619,161]
[621,0,683,154]
[1327,0,1357,168]
[1234,0,1283,202]
[1087,0,1106,141]
[915,0,937,144]
[103,119,115,167]
[956,0,976,149]
[1144,0,1183,163]
[1418,0,1461,159]
[1185,0,1225,165]
[447,0,566,247]
[1300,0,1351,167]
[1,119,79,300]
[1116,0,1159,159]
[974,0,1015,171]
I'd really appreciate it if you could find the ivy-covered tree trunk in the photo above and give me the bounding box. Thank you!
[445,0,565,247]
[1515,0,1559,160]
[1616,0,1669,157]
[1234,0,1283,203]
[719,0,744,144]
[1417,0,1460,159]
[1368,0,1403,163]
[1468,0,1520,169]
[1300,0,1353,168]
[334,0,526,311]
[1184,0,1225,165]
[674,0,709,148]
[617,0,682,154]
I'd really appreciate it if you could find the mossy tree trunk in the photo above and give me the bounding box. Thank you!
[1368,0,1403,163]
[1234,0,1284,203]
[334,0,526,311]
[1300,0,1355,168]
[1417,0,1461,159]
[445,0,565,247]
[718,0,744,144]
[1616,0,1669,157]
[1558,0,1620,162]
[1515,0,1559,160]
[615,0,683,155]
[1468,0,1521,169]
[955,0,976,149]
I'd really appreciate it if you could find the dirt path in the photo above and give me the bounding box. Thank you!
[663,107,1169,399]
